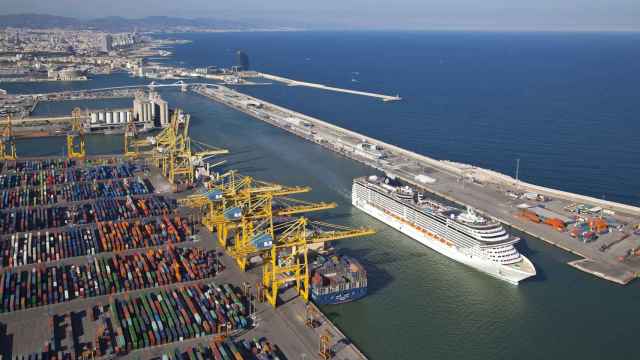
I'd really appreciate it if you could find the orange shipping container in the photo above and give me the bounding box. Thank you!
[519,210,541,223]
[544,218,566,231]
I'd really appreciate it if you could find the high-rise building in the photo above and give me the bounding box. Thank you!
[236,50,250,71]
[101,34,113,52]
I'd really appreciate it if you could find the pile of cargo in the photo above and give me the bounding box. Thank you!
[0,177,151,209]
[311,254,368,305]
[109,283,249,353]
[158,338,283,360]
[95,215,193,252]
[1,216,195,267]
[517,208,569,232]
[588,218,609,234]
[90,196,177,223]
[0,206,72,234]
[1,227,98,267]
[6,159,76,172]
[0,163,138,190]
[0,247,221,313]
[570,218,609,242]
[0,196,177,234]
[570,223,597,242]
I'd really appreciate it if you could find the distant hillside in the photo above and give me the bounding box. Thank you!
[0,14,82,29]
[0,14,255,31]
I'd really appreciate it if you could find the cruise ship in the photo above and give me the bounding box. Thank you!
[352,175,536,284]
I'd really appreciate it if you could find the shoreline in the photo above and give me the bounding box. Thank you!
[191,84,640,285]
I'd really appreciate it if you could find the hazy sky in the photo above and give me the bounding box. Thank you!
[2,0,639,31]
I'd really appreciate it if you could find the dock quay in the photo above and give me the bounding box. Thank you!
[259,72,402,102]
[0,154,369,359]
[192,84,640,285]
[33,88,140,103]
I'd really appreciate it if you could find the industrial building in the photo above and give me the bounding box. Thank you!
[82,91,169,133]
[86,108,133,131]
[133,91,169,128]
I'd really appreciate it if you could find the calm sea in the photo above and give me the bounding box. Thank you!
[6,31,640,360]
[160,31,640,206]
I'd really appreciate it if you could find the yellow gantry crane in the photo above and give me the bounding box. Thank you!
[0,115,17,160]
[210,170,311,199]
[181,172,314,241]
[260,217,375,307]
[222,193,337,270]
[123,117,139,158]
[156,109,228,185]
[66,107,86,159]
[124,108,228,186]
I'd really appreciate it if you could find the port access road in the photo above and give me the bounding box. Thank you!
[192,84,640,285]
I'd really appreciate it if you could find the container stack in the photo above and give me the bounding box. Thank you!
[0,195,176,234]
[1,215,194,268]
[0,163,139,190]
[0,177,151,209]
[109,283,249,354]
[158,338,284,360]
[0,247,221,313]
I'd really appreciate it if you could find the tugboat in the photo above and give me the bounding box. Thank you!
[310,255,368,305]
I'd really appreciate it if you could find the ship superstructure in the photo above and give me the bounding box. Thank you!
[352,175,536,284]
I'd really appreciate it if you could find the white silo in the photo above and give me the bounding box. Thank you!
[98,112,104,123]
[90,113,98,124]
[120,111,127,124]
[106,111,113,124]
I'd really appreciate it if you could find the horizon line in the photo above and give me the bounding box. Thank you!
[0,12,638,33]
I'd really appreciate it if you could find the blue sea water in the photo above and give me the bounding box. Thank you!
[8,31,640,360]
[160,31,640,206]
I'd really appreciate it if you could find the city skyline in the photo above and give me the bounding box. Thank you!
[0,0,639,31]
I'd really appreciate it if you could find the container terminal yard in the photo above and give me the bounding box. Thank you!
[191,84,640,285]
[0,108,372,359]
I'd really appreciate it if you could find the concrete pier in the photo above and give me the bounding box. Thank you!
[259,72,402,102]
[192,84,640,285]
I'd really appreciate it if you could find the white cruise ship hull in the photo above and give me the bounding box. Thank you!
[353,197,535,285]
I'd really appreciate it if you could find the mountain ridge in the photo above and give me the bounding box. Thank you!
[0,13,278,31]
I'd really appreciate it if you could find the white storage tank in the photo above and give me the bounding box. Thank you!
[120,111,127,124]
[106,112,113,124]
[98,112,104,122]
[126,111,132,123]
[90,113,98,124]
